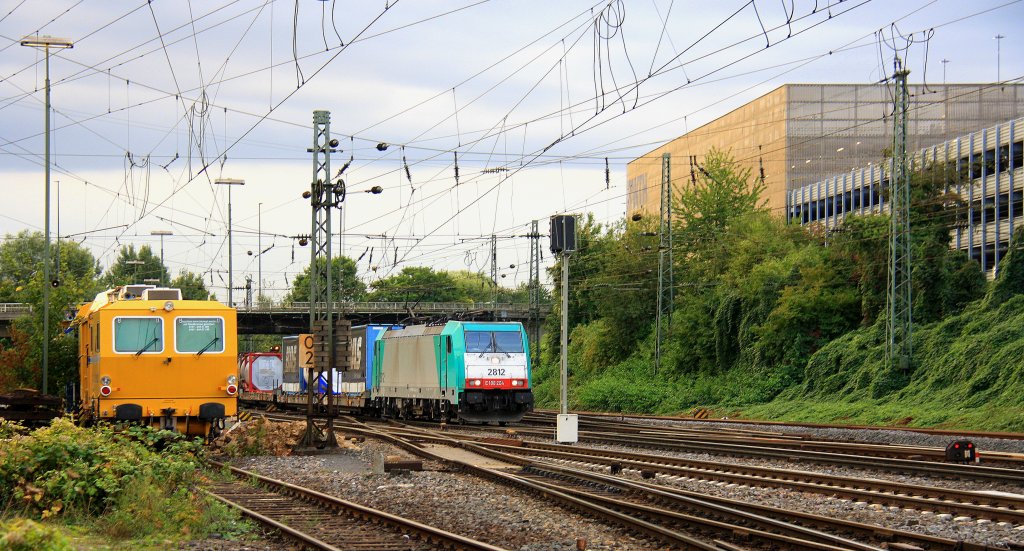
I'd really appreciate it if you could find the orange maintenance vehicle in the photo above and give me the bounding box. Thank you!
[73,284,237,439]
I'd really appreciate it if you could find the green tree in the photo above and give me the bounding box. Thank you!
[0,231,99,392]
[988,226,1024,307]
[450,270,495,302]
[367,266,461,302]
[102,245,168,288]
[673,147,767,277]
[0,230,99,302]
[285,256,365,303]
[170,271,209,300]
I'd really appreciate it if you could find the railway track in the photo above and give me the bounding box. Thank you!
[533,408,1024,442]
[448,419,1024,484]
[335,419,1002,551]
[373,420,1024,525]
[523,412,1024,467]
[204,460,505,551]
[474,437,1024,524]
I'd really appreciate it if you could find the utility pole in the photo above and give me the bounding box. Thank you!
[528,220,541,367]
[886,59,913,374]
[297,110,346,452]
[258,202,263,299]
[21,35,73,395]
[214,179,244,306]
[655,153,673,375]
[994,34,1004,83]
[941,58,949,85]
[151,230,173,286]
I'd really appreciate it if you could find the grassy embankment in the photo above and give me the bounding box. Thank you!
[534,294,1024,432]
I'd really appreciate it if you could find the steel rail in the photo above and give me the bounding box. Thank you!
[206,459,506,551]
[526,412,1024,466]
[424,421,1024,484]
[470,439,1024,523]
[367,421,999,551]
[533,408,1024,442]
[338,421,956,551]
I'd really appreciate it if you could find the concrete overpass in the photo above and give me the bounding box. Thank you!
[0,302,550,336]
[234,301,548,334]
[0,304,31,337]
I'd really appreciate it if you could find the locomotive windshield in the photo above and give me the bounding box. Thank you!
[464,331,524,354]
[113,317,163,354]
[175,317,224,354]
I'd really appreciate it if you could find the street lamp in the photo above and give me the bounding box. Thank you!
[994,34,1005,83]
[150,230,172,286]
[21,34,73,396]
[215,178,245,307]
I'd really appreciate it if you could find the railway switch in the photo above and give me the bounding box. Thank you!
[944,439,977,463]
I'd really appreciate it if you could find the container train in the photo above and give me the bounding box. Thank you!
[74,285,237,439]
[240,321,534,424]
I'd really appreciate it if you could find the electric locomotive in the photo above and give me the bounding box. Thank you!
[372,321,534,423]
[74,285,237,438]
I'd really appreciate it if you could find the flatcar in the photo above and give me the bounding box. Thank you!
[241,324,399,407]
[372,321,534,423]
[74,284,237,438]
[238,352,283,393]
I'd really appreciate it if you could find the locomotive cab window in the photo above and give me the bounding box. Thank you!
[175,317,224,355]
[113,317,164,354]
[464,331,525,354]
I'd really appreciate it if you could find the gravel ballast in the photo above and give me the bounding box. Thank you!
[211,415,1024,550]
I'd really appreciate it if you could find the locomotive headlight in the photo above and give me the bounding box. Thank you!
[473,380,482,386]
[164,301,174,312]
[226,375,238,395]
[100,375,111,386]
[99,385,112,397]
[512,379,521,386]
[227,375,237,385]
[490,356,500,365]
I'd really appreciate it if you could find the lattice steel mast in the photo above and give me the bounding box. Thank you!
[298,110,341,450]
[490,234,498,319]
[528,220,541,366]
[655,153,673,374]
[886,61,913,373]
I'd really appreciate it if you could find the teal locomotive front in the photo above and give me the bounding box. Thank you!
[371,321,533,423]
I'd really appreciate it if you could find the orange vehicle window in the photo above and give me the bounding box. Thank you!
[113,317,163,354]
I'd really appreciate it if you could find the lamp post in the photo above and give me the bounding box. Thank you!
[21,35,73,396]
[215,179,245,307]
[150,230,172,285]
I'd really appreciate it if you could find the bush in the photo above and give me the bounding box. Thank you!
[0,419,202,519]
[0,419,251,541]
[0,518,71,551]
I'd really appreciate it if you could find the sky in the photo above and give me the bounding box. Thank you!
[1,0,1022,302]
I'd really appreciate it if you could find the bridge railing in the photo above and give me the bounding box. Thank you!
[0,303,33,317]
[235,301,546,315]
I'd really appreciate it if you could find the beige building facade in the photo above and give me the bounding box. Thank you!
[626,83,1024,218]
